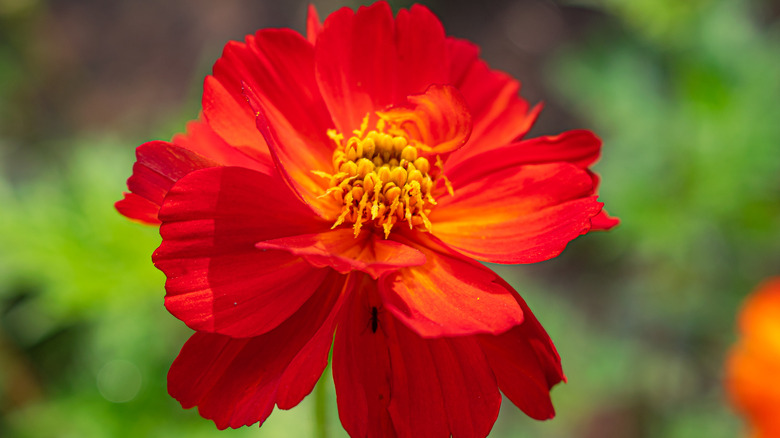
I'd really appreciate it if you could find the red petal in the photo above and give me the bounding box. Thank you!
[393,5,448,108]
[115,192,161,224]
[333,282,501,438]
[244,84,337,219]
[205,28,332,155]
[277,273,351,409]
[478,278,565,420]
[206,29,334,211]
[315,3,447,134]
[376,85,472,154]
[332,279,395,438]
[306,4,323,45]
[431,163,602,264]
[115,140,219,224]
[387,322,501,438]
[168,272,346,429]
[115,119,270,225]
[444,130,620,234]
[590,210,620,231]
[447,130,603,184]
[202,73,267,156]
[172,118,273,173]
[443,38,539,169]
[153,166,330,338]
[378,235,523,337]
[255,228,426,280]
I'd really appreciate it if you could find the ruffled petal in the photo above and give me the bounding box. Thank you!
[447,130,602,184]
[376,85,471,154]
[206,28,331,156]
[115,192,161,224]
[115,141,219,225]
[168,272,347,429]
[315,3,447,134]
[153,166,330,338]
[444,129,620,232]
[333,282,501,438]
[115,119,271,225]
[478,277,565,420]
[443,38,540,169]
[206,28,335,214]
[255,228,426,280]
[378,235,523,337]
[430,162,602,264]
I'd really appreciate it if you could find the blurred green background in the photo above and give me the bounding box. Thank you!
[1,0,779,436]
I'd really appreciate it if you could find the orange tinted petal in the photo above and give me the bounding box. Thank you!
[431,163,601,264]
[376,85,472,154]
[255,228,426,280]
[378,235,523,337]
[172,118,273,172]
[202,73,267,156]
[207,28,335,217]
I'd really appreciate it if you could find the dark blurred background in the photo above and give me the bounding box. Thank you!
[1,0,779,436]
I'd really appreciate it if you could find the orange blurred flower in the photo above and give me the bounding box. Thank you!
[726,277,780,438]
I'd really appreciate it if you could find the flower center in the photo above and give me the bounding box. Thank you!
[315,115,452,238]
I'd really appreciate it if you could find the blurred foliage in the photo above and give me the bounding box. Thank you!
[0,0,778,437]
[528,0,779,436]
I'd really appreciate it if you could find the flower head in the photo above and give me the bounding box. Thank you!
[726,277,780,438]
[116,2,616,436]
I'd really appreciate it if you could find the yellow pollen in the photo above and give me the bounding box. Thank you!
[319,114,450,238]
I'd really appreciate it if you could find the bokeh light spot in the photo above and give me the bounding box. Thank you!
[96,359,142,403]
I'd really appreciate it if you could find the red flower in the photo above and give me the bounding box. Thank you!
[116,2,616,436]
[726,277,780,438]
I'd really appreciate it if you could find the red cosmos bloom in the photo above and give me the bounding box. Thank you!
[726,278,780,438]
[116,2,617,436]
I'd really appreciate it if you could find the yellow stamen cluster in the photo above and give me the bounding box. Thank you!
[315,115,449,238]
